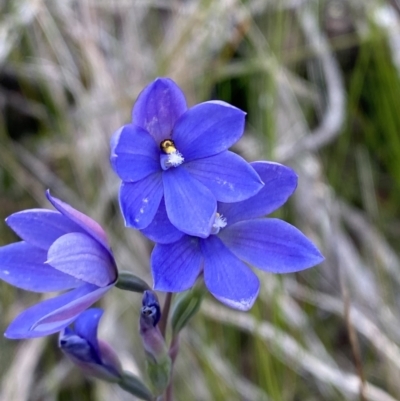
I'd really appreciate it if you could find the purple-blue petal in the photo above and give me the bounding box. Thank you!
[33,285,113,332]
[119,172,163,229]
[47,233,117,287]
[163,167,216,238]
[46,191,111,253]
[132,77,187,144]
[202,236,259,311]
[172,101,245,161]
[5,283,112,339]
[140,198,184,244]
[110,124,160,182]
[0,242,82,292]
[97,340,123,378]
[74,308,103,358]
[6,209,85,251]
[141,290,161,327]
[151,236,202,292]
[219,218,324,273]
[61,337,121,381]
[218,161,298,225]
[59,330,99,364]
[183,151,263,202]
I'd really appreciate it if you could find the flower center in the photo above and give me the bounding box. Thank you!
[211,213,227,235]
[160,139,184,170]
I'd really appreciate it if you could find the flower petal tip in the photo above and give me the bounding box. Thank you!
[4,326,33,340]
[4,332,19,340]
[214,293,258,312]
[45,189,52,202]
[300,238,325,269]
[3,331,12,339]
[313,250,325,266]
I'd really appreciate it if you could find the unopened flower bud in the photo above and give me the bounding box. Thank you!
[59,308,122,382]
[141,290,161,329]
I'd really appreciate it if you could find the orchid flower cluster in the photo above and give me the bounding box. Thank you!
[0,78,323,399]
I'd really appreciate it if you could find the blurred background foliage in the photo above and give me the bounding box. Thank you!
[1,0,400,400]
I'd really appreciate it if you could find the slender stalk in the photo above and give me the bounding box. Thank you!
[165,373,174,401]
[342,280,366,401]
[159,292,172,338]
[165,335,180,401]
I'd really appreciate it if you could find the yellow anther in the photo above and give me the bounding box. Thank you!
[160,139,177,155]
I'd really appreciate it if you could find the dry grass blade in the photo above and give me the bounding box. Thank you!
[0,338,46,401]
[189,332,271,401]
[286,280,400,373]
[202,300,398,401]
[277,0,345,161]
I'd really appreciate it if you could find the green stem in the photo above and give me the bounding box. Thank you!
[165,334,180,401]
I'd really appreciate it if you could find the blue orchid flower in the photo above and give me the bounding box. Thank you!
[110,77,264,238]
[143,162,324,311]
[0,191,118,338]
[59,308,123,382]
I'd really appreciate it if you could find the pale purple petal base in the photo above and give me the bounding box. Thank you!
[98,340,123,377]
